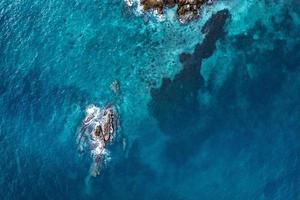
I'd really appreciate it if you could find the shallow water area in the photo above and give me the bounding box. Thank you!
[1,0,300,199]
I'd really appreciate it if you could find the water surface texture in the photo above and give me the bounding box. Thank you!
[1,0,300,199]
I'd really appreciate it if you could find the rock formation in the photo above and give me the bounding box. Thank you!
[139,0,212,23]
[77,104,118,177]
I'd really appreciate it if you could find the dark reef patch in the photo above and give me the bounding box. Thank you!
[225,16,300,121]
[148,9,230,164]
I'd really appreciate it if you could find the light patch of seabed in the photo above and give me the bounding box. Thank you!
[117,2,236,171]
[7,0,233,107]
[224,0,300,39]
[45,0,234,145]
[104,0,260,177]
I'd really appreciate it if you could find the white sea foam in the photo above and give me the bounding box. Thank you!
[124,0,229,23]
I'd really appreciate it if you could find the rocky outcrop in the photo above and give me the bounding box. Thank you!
[139,0,212,23]
[77,104,118,177]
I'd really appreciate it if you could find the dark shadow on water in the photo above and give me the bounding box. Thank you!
[148,9,230,165]
[228,19,300,121]
[149,6,300,167]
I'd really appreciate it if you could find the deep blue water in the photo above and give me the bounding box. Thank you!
[1,0,300,199]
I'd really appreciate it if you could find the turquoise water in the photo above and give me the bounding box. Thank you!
[1,0,300,199]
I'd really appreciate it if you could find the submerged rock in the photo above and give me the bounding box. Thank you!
[110,80,120,95]
[77,104,118,177]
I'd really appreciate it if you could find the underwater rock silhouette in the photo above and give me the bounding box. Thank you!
[148,9,230,164]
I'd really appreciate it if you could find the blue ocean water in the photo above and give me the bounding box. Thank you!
[0,0,300,199]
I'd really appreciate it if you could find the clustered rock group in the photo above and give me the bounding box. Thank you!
[77,104,117,177]
[140,0,213,23]
[76,81,122,177]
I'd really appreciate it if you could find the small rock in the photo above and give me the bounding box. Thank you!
[110,80,120,95]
